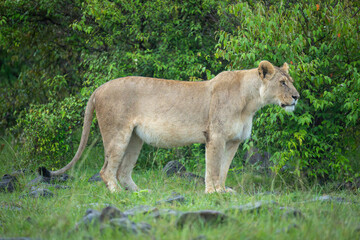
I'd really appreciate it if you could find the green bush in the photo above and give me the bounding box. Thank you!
[215,1,360,181]
[13,96,86,169]
[3,0,359,182]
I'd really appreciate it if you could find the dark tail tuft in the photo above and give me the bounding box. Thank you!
[38,167,51,178]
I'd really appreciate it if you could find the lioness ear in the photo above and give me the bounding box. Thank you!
[258,61,275,81]
[281,62,289,73]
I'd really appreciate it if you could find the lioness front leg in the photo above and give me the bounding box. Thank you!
[219,140,241,193]
[205,135,225,193]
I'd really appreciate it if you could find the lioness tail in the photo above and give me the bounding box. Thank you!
[39,92,96,177]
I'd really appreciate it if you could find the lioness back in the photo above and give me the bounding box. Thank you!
[94,77,211,147]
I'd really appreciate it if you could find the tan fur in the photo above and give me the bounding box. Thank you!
[50,61,299,193]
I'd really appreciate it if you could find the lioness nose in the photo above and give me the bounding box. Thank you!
[292,94,299,100]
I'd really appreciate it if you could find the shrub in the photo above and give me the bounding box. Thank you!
[215,1,360,181]
[13,96,86,169]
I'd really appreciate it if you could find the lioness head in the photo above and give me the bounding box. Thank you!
[258,61,300,112]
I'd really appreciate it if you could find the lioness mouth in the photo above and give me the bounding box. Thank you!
[281,103,295,108]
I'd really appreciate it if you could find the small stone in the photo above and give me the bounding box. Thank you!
[56,173,72,182]
[100,206,126,223]
[136,222,152,233]
[163,161,186,177]
[88,173,102,182]
[302,195,351,204]
[1,203,22,211]
[109,218,138,234]
[0,174,18,192]
[148,208,183,219]
[25,187,54,198]
[76,202,110,209]
[279,207,304,219]
[123,205,158,217]
[156,192,186,205]
[27,176,46,186]
[226,200,278,213]
[75,209,101,229]
[53,184,71,189]
[27,173,72,187]
[176,210,228,228]
[103,218,151,235]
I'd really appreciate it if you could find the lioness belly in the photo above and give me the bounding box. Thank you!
[135,121,205,148]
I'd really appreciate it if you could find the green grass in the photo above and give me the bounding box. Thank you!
[1,138,359,239]
[1,167,359,240]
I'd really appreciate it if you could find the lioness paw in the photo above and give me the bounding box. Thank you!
[205,186,236,194]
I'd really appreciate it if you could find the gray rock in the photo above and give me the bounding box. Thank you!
[226,200,278,213]
[148,208,183,219]
[100,206,126,222]
[162,161,205,184]
[244,147,271,168]
[75,209,101,229]
[27,176,47,185]
[1,203,22,211]
[163,161,186,177]
[24,187,54,198]
[156,192,186,205]
[123,205,158,217]
[109,218,137,233]
[302,195,352,204]
[136,222,152,233]
[75,206,158,235]
[56,173,72,182]
[88,173,102,182]
[53,184,71,189]
[76,202,110,209]
[176,210,228,228]
[27,173,72,186]
[108,218,151,234]
[0,174,18,192]
[278,207,304,219]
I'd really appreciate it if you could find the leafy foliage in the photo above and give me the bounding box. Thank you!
[0,0,86,133]
[1,0,359,181]
[13,96,86,169]
[215,1,360,181]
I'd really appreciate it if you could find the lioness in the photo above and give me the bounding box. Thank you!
[44,61,299,193]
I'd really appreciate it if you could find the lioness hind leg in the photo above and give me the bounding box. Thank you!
[117,132,143,191]
[100,131,133,192]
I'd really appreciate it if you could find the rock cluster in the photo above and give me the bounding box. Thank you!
[162,160,205,184]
